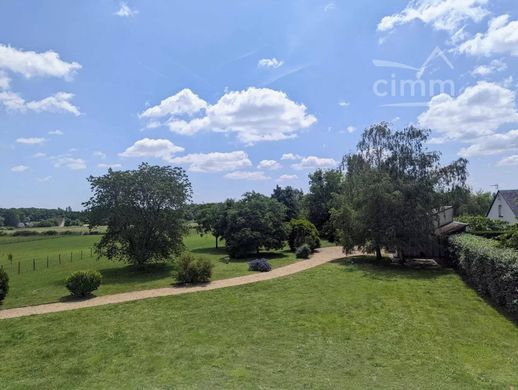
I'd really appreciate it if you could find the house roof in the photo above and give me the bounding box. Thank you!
[489,190,518,217]
[434,221,468,236]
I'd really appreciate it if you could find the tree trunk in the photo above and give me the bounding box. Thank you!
[375,245,382,261]
[215,235,218,249]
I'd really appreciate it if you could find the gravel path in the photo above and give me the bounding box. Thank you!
[0,246,346,320]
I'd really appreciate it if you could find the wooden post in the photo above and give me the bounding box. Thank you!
[18,262,20,274]
[33,258,36,271]
[47,256,49,268]
[59,253,61,264]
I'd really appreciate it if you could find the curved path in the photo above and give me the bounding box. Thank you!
[0,246,346,320]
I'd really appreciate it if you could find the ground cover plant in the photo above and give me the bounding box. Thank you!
[0,258,517,388]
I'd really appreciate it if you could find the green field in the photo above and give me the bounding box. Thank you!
[0,257,517,388]
[0,233,297,309]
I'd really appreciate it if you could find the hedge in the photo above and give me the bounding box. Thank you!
[448,234,518,314]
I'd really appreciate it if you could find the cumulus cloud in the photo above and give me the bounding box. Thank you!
[53,157,86,170]
[119,138,184,161]
[346,126,356,133]
[0,44,81,80]
[277,174,298,182]
[418,82,518,141]
[257,159,281,170]
[170,151,252,172]
[140,87,316,144]
[48,129,64,136]
[224,171,271,181]
[292,156,337,170]
[16,137,45,145]
[0,71,10,90]
[458,129,518,157]
[0,91,80,115]
[378,0,489,32]
[497,155,518,166]
[471,59,507,77]
[257,58,284,69]
[114,2,138,17]
[458,15,518,57]
[281,153,302,161]
[11,165,28,172]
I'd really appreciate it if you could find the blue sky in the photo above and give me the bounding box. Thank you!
[1,0,517,209]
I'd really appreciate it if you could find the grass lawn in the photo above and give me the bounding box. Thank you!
[0,233,297,309]
[0,257,517,388]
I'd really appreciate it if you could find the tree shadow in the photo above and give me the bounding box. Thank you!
[191,247,227,256]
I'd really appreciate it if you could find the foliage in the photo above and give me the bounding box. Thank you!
[439,188,493,217]
[194,201,232,248]
[84,163,192,266]
[449,234,518,314]
[65,270,102,297]
[176,253,213,284]
[457,215,509,232]
[248,258,272,272]
[295,244,311,259]
[497,225,518,250]
[271,185,304,221]
[0,267,9,303]
[288,218,320,251]
[223,192,288,258]
[305,169,342,241]
[332,123,468,260]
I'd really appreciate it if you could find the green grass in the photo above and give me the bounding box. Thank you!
[0,257,517,388]
[0,233,296,309]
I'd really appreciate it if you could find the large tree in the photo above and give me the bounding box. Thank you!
[333,122,468,261]
[271,185,303,221]
[84,163,192,266]
[194,201,233,248]
[223,192,288,258]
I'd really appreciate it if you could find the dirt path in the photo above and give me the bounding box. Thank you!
[0,246,346,320]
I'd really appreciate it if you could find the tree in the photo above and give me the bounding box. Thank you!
[83,163,192,266]
[333,122,468,261]
[194,201,233,248]
[223,192,288,258]
[288,218,320,251]
[2,210,19,227]
[271,185,303,221]
[305,169,342,241]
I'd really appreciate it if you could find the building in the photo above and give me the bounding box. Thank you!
[487,190,518,225]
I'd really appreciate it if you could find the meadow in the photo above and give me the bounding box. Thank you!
[0,257,517,388]
[0,232,298,309]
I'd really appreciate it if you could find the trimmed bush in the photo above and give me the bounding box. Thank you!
[248,258,272,272]
[449,234,518,314]
[288,218,320,252]
[295,244,311,259]
[457,215,509,232]
[498,225,518,250]
[65,270,102,297]
[0,268,9,303]
[176,253,213,284]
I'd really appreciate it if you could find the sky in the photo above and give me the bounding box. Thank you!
[0,0,517,209]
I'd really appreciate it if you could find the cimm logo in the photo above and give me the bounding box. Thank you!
[372,47,455,107]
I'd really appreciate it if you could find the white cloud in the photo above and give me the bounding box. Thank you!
[257,58,284,69]
[139,88,207,119]
[346,126,356,133]
[224,171,271,181]
[141,87,317,144]
[471,59,507,77]
[16,137,45,145]
[0,44,81,80]
[48,129,64,136]
[93,151,107,159]
[497,155,518,166]
[33,152,47,158]
[418,82,518,141]
[170,151,252,172]
[459,15,518,57]
[0,91,80,115]
[277,174,298,182]
[97,163,122,169]
[37,176,52,182]
[119,138,184,161]
[292,156,337,170]
[338,101,350,107]
[115,2,138,17]
[378,0,489,32]
[0,71,10,90]
[458,129,518,157]
[11,165,29,172]
[257,159,281,170]
[324,2,336,12]
[53,157,86,170]
[281,153,302,161]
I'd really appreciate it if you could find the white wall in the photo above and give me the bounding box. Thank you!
[487,193,517,225]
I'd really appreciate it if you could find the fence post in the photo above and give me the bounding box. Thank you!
[47,256,49,268]
[18,262,20,274]
[33,258,36,271]
[59,253,61,264]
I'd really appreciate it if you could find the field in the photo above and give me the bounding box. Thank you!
[0,233,298,309]
[0,257,517,388]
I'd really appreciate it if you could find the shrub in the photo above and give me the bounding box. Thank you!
[248,258,272,272]
[176,253,213,284]
[448,234,518,314]
[43,230,58,236]
[65,270,102,297]
[457,215,509,232]
[12,230,40,237]
[288,219,320,252]
[498,225,518,250]
[0,268,9,303]
[295,244,311,259]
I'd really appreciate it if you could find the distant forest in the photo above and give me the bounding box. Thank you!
[0,207,86,227]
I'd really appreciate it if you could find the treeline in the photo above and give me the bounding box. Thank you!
[0,207,86,228]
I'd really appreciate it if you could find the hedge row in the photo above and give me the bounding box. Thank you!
[448,234,518,314]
